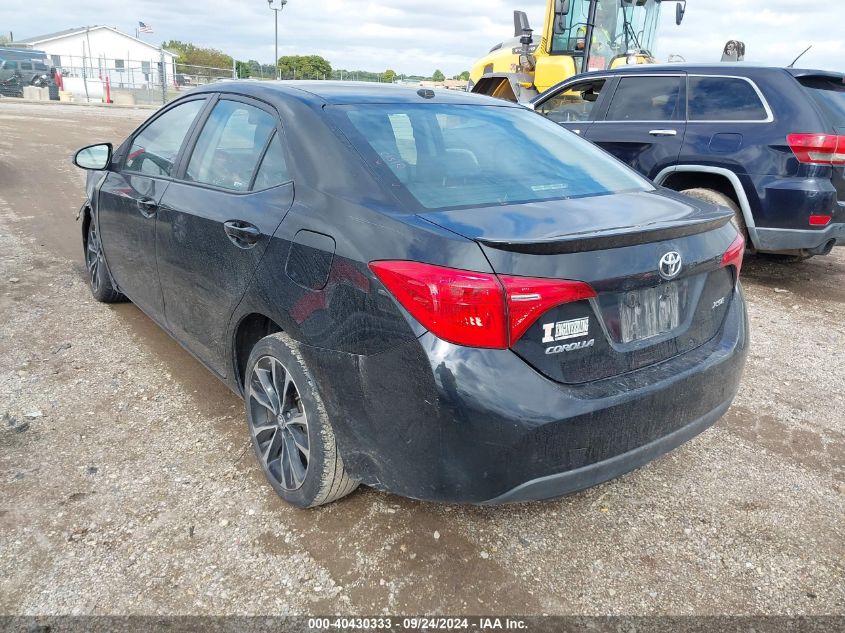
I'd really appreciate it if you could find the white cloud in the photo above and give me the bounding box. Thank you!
[1,0,843,76]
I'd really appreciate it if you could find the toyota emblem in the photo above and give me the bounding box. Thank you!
[659,251,683,280]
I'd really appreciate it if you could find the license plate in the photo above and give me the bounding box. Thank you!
[619,282,681,343]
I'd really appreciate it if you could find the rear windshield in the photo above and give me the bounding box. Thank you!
[335,103,651,211]
[799,76,845,126]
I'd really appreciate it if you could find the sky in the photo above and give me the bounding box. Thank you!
[2,0,843,76]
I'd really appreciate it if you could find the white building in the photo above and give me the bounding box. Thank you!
[15,25,177,92]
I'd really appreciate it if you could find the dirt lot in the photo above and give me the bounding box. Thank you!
[0,101,843,617]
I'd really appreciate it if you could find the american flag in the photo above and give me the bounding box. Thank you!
[138,21,153,33]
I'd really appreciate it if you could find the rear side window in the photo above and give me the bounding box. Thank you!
[125,99,205,177]
[688,77,768,121]
[20,62,32,71]
[536,79,606,123]
[798,76,845,126]
[605,76,682,121]
[338,103,651,210]
[252,132,290,190]
[186,100,276,192]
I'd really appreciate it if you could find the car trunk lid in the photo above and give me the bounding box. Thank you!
[418,190,739,384]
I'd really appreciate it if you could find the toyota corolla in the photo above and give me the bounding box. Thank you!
[73,82,748,507]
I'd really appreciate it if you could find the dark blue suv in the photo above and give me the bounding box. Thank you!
[532,64,845,258]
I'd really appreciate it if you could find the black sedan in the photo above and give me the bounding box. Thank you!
[73,82,748,507]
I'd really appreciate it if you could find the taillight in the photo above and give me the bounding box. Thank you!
[721,234,745,278]
[786,133,845,165]
[499,275,596,344]
[369,261,596,349]
[369,261,507,349]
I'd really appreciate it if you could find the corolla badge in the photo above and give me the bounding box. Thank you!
[658,251,683,280]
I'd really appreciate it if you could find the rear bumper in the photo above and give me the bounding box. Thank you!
[304,287,749,504]
[751,222,845,252]
[484,398,731,504]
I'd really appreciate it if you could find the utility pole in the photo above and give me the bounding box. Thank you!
[267,0,288,79]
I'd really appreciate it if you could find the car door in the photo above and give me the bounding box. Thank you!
[97,97,208,319]
[585,74,687,180]
[156,96,294,375]
[533,76,613,137]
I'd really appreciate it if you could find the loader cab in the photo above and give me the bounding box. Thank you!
[547,0,661,71]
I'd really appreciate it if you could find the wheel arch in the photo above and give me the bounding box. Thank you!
[655,166,758,243]
[233,313,284,394]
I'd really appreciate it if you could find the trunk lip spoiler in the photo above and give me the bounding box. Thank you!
[474,214,733,255]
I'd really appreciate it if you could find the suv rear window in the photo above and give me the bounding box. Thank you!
[337,103,651,210]
[688,77,768,121]
[798,76,845,126]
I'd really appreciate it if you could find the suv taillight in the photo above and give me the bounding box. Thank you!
[787,133,845,165]
[369,261,596,349]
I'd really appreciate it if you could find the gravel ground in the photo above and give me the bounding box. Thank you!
[0,101,843,617]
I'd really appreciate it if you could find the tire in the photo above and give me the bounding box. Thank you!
[244,332,359,508]
[680,188,748,244]
[84,218,126,303]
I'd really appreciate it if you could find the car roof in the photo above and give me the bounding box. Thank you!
[192,80,517,107]
[589,62,844,77]
[533,63,845,104]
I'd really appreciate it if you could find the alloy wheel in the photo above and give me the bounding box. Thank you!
[247,356,310,491]
[86,223,104,292]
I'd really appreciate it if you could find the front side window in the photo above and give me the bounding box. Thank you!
[688,77,768,121]
[186,100,276,191]
[605,76,682,121]
[125,99,205,177]
[338,103,651,211]
[535,79,606,123]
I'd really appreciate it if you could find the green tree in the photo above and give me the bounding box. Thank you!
[432,69,445,82]
[278,55,333,79]
[457,70,471,81]
[162,40,233,70]
[382,69,397,83]
[0,34,10,46]
[235,60,252,79]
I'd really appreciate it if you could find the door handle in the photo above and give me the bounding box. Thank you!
[649,129,678,137]
[137,198,158,217]
[224,221,261,247]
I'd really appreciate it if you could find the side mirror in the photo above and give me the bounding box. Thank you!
[513,10,532,37]
[556,0,571,16]
[676,2,686,25]
[73,143,112,170]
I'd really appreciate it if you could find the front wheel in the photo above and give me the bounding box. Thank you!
[85,219,125,303]
[244,332,359,508]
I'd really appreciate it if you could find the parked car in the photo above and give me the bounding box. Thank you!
[73,82,748,507]
[0,48,52,86]
[531,64,845,258]
[174,73,193,87]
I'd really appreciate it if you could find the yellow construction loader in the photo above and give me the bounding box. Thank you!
[471,0,688,102]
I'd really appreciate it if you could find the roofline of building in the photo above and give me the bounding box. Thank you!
[15,25,177,57]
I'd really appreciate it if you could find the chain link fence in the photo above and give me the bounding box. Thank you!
[2,52,467,106]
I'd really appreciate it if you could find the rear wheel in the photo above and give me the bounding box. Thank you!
[244,332,359,508]
[85,219,125,303]
[681,188,748,244]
